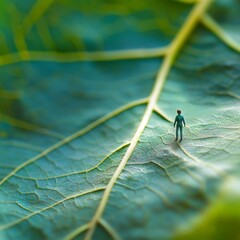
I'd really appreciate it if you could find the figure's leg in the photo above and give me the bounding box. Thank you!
[179,126,183,141]
[175,126,178,141]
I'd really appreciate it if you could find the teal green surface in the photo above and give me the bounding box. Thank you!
[0,0,240,239]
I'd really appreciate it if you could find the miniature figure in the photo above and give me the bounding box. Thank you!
[173,110,186,142]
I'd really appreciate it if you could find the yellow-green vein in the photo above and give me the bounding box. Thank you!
[0,47,168,66]
[201,14,240,52]
[14,142,130,180]
[0,187,105,231]
[84,1,214,239]
[5,3,29,59]
[99,218,122,240]
[64,223,90,240]
[177,142,226,177]
[0,98,147,186]
[153,105,173,123]
[23,0,55,34]
[1,113,64,139]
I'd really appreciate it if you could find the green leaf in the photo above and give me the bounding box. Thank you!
[0,0,240,239]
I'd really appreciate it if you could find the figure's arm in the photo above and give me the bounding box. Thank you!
[183,117,186,126]
[173,116,177,127]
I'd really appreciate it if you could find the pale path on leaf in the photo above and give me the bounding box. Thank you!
[83,0,214,239]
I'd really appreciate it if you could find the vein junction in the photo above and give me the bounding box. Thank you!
[84,0,214,239]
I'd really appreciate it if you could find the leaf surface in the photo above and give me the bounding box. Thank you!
[0,0,240,239]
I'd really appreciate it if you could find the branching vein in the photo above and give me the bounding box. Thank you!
[1,113,64,139]
[201,14,240,52]
[99,218,122,240]
[0,47,167,66]
[0,188,105,231]
[23,0,55,34]
[84,1,213,239]
[14,142,130,180]
[0,98,147,186]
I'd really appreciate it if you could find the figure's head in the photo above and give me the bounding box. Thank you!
[177,110,181,115]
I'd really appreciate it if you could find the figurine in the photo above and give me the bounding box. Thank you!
[173,110,186,142]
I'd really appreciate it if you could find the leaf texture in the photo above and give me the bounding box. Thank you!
[0,0,240,239]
